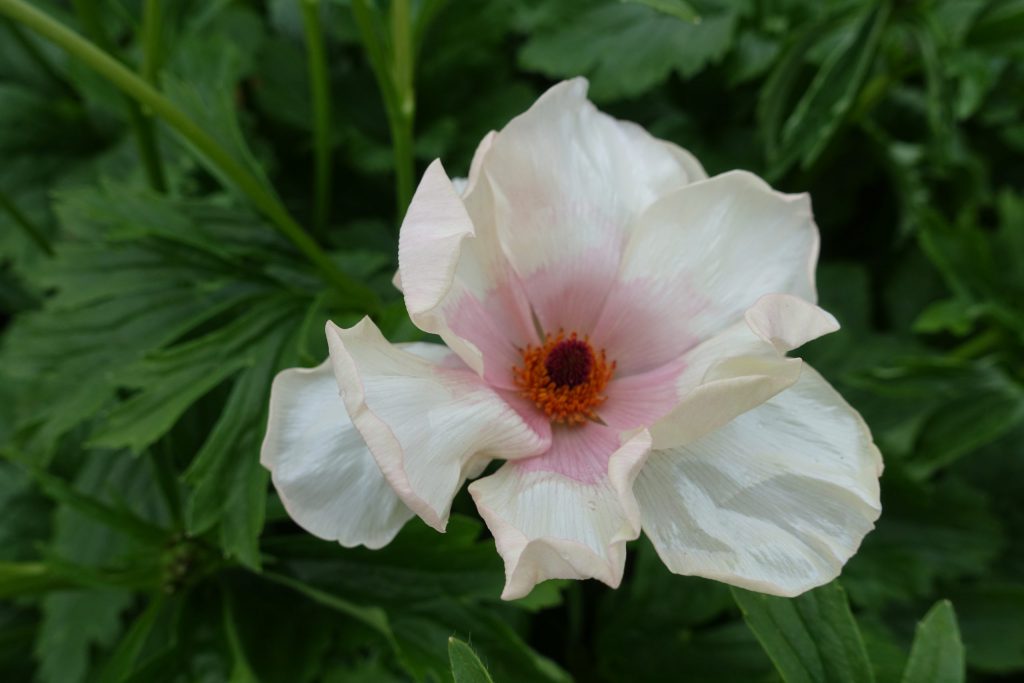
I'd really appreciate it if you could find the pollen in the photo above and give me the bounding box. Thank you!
[513,331,615,426]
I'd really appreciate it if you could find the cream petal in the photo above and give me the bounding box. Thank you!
[745,293,839,353]
[260,359,413,549]
[636,366,882,597]
[326,318,550,532]
[658,137,708,183]
[469,427,651,600]
[397,80,708,388]
[397,158,537,388]
[645,295,839,449]
[481,78,703,335]
[592,170,820,377]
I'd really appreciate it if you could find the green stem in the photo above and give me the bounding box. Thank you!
[71,0,167,193]
[0,187,53,256]
[300,0,332,237]
[128,102,168,193]
[352,0,415,225]
[140,0,162,85]
[390,0,413,106]
[0,0,378,308]
[389,0,415,219]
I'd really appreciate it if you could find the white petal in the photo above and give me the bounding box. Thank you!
[745,293,839,353]
[396,80,707,388]
[482,78,702,335]
[593,170,820,375]
[659,137,708,183]
[636,366,883,597]
[326,318,550,531]
[646,295,839,449]
[397,157,537,388]
[260,359,413,549]
[469,427,651,600]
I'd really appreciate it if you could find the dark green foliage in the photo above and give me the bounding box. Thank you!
[0,0,1021,681]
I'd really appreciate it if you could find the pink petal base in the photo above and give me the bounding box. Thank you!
[516,424,621,485]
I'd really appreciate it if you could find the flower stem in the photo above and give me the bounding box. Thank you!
[299,0,332,238]
[351,0,416,226]
[140,0,162,85]
[389,0,415,216]
[71,0,167,193]
[0,0,378,309]
[0,187,53,257]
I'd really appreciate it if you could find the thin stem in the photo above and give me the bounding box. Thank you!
[390,0,413,106]
[71,0,167,193]
[128,101,168,193]
[0,187,54,256]
[389,0,416,218]
[140,0,162,85]
[136,0,168,193]
[352,0,415,225]
[300,0,332,237]
[0,0,378,308]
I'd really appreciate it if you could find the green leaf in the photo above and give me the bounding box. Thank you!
[259,571,394,641]
[393,601,568,683]
[1,185,273,459]
[950,582,1024,673]
[449,637,495,683]
[770,1,891,175]
[262,517,569,682]
[912,368,1024,476]
[843,477,1003,609]
[33,455,163,683]
[732,581,874,683]
[182,311,303,568]
[901,600,964,683]
[596,538,737,681]
[912,298,983,336]
[161,7,277,209]
[4,457,167,546]
[222,589,259,683]
[0,459,51,561]
[263,515,507,605]
[88,300,295,454]
[519,1,737,101]
[97,595,167,683]
[621,0,700,23]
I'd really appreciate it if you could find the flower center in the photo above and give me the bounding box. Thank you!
[545,338,593,387]
[513,331,615,426]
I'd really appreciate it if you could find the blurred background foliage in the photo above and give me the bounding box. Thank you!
[0,0,1022,681]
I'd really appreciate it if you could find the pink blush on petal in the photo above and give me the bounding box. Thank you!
[591,275,708,377]
[599,357,687,430]
[515,423,621,484]
[519,244,621,337]
[496,388,553,450]
[445,275,539,390]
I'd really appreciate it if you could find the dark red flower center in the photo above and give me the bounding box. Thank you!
[544,338,594,388]
[514,331,615,426]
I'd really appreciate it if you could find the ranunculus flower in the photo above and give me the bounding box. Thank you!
[262,79,882,599]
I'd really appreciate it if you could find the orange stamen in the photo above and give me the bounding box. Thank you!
[513,330,615,426]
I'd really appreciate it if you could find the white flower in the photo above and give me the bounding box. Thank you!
[262,78,883,599]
